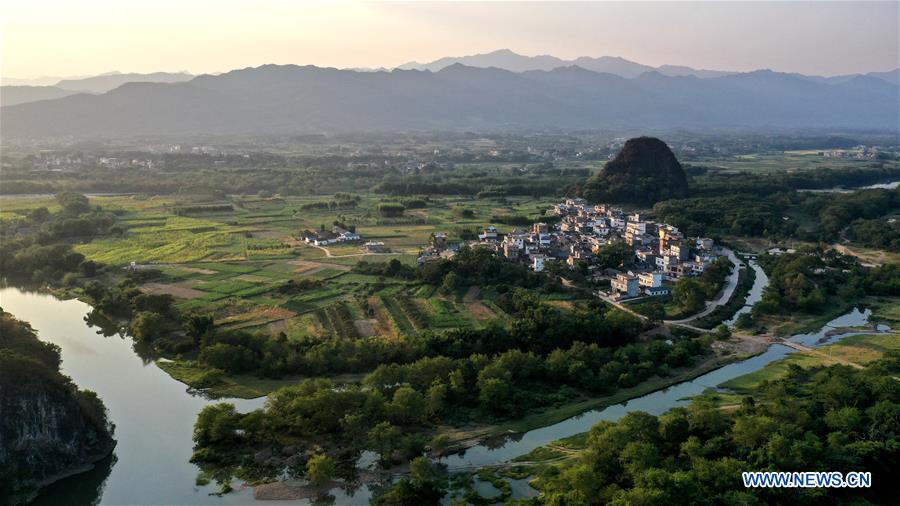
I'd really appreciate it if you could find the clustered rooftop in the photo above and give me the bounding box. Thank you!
[420,198,721,300]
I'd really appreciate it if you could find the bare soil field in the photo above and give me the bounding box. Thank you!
[353,318,378,337]
[463,286,497,321]
[141,282,206,299]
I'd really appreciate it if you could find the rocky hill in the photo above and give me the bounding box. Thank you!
[0,311,115,505]
[582,137,689,205]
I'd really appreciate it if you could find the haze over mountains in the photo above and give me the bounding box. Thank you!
[399,49,900,84]
[2,51,898,138]
[1,72,193,106]
[398,49,735,78]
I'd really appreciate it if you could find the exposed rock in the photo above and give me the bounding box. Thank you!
[583,137,689,205]
[0,311,115,504]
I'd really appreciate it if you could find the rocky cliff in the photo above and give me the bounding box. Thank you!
[582,137,689,205]
[0,311,115,505]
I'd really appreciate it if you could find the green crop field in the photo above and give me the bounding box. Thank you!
[0,191,571,343]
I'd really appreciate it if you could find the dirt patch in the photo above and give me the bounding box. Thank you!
[462,286,497,321]
[261,307,297,320]
[367,297,396,337]
[285,259,351,274]
[218,307,297,330]
[236,274,270,282]
[716,333,771,355]
[253,480,336,501]
[545,300,575,311]
[832,244,886,267]
[267,319,289,334]
[353,319,378,337]
[465,301,497,321]
[141,282,206,299]
[178,266,217,275]
[251,230,289,239]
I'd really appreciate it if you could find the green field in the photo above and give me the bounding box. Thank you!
[0,193,556,364]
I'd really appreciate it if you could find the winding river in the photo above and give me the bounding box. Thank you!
[0,285,885,505]
[724,260,768,328]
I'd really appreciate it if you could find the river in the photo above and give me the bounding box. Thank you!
[0,286,885,505]
[0,287,264,505]
[724,260,768,328]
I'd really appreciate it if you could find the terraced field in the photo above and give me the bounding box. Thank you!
[0,192,548,342]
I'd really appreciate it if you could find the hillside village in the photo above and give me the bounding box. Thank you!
[419,198,722,300]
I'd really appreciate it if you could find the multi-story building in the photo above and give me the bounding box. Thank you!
[611,273,639,298]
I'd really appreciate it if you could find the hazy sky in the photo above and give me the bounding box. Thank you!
[3,1,898,79]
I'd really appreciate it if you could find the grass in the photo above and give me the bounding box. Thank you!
[426,298,474,328]
[511,446,566,463]
[757,295,860,337]
[625,294,683,319]
[156,359,300,399]
[379,295,416,334]
[720,331,900,392]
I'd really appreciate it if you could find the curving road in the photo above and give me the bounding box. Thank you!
[664,247,742,325]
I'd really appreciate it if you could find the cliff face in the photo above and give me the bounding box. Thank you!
[583,137,689,205]
[0,311,115,505]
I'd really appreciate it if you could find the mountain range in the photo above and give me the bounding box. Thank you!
[1,72,193,106]
[2,58,897,138]
[399,49,900,84]
[398,49,735,78]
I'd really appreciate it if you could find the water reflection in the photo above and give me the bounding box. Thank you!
[1,287,265,505]
[31,453,116,506]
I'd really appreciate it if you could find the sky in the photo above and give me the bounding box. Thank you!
[2,1,898,80]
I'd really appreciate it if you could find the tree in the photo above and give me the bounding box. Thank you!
[672,278,706,314]
[132,293,175,315]
[374,456,445,505]
[438,272,459,295]
[429,434,449,455]
[477,377,513,413]
[186,313,215,346]
[199,343,255,373]
[28,207,51,223]
[129,311,165,343]
[56,192,91,215]
[595,242,634,269]
[193,403,240,446]
[425,382,447,418]
[389,386,426,425]
[641,301,666,323]
[735,312,755,329]
[306,453,336,487]
[368,421,402,465]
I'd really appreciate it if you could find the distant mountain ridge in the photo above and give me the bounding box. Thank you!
[399,49,731,79]
[2,63,897,138]
[1,86,81,107]
[55,71,194,93]
[1,71,194,106]
[400,49,900,83]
